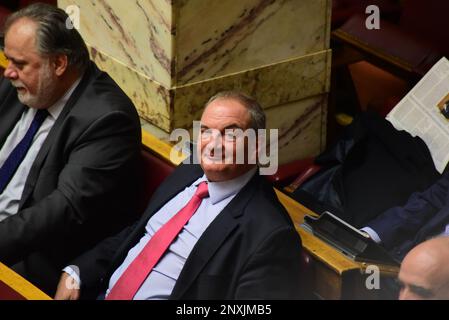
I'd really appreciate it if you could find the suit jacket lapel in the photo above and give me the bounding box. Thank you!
[169,210,239,299]
[170,174,259,299]
[19,68,92,208]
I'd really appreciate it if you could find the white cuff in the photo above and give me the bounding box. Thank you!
[361,227,382,244]
[62,265,81,288]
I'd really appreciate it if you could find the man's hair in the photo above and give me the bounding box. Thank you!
[5,3,89,72]
[205,91,266,130]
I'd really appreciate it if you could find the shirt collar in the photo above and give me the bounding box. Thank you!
[46,76,82,120]
[195,167,258,205]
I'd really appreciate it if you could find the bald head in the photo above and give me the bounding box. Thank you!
[398,236,449,300]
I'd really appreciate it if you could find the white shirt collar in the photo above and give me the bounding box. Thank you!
[195,167,258,205]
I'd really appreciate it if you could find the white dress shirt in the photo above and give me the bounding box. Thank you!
[0,78,81,221]
[65,167,257,299]
[106,168,257,300]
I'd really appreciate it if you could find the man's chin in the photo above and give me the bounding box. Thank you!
[201,162,229,179]
[17,92,29,103]
[201,162,228,171]
[17,94,39,108]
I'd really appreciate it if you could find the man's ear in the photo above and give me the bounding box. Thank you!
[52,54,68,76]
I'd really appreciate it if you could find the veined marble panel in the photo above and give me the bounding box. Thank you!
[173,50,331,130]
[59,0,330,87]
[90,48,172,131]
[58,0,174,87]
[175,0,331,85]
[266,94,327,165]
[90,46,330,133]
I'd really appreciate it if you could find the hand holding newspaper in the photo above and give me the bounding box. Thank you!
[386,57,449,173]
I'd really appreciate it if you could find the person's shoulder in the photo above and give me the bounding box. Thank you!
[243,175,293,226]
[172,163,203,177]
[249,174,281,204]
[79,62,134,108]
[158,164,203,188]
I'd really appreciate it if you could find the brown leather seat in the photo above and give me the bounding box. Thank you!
[330,0,449,119]
[333,0,449,79]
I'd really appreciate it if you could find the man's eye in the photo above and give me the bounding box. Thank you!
[9,61,25,69]
[224,132,237,141]
[411,286,433,299]
[201,130,211,139]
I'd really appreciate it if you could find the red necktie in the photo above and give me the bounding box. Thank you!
[106,181,209,300]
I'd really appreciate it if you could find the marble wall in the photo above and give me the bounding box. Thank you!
[58,0,332,164]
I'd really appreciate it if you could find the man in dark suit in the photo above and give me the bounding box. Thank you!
[55,91,303,300]
[363,172,449,262]
[0,4,141,294]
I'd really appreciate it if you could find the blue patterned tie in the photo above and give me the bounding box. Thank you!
[0,109,49,193]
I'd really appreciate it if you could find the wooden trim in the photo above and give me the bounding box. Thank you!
[0,51,7,69]
[141,129,185,165]
[0,262,52,300]
[332,29,414,73]
[274,190,362,275]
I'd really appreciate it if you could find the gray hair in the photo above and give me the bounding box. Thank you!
[5,3,89,72]
[205,91,266,130]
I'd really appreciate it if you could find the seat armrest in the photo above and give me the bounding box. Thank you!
[266,157,315,188]
[284,163,322,193]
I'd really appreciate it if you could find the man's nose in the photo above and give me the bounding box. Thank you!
[4,63,18,80]
[211,132,223,146]
[206,131,225,157]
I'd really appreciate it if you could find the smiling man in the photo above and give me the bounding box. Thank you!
[198,95,260,182]
[0,3,141,295]
[55,91,304,300]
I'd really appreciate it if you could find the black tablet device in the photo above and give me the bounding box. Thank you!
[303,211,399,266]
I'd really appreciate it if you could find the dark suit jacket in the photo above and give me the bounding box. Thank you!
[368,172,449,261]
[0,62,141,295]
[73,164,304,299]
[292,112,440,228]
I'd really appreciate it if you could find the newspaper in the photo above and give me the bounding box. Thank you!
[386,57,449,173]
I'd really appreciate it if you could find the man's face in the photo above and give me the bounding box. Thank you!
[398,253,449,300]
[197,98,256,182]
[3,18,59,109]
